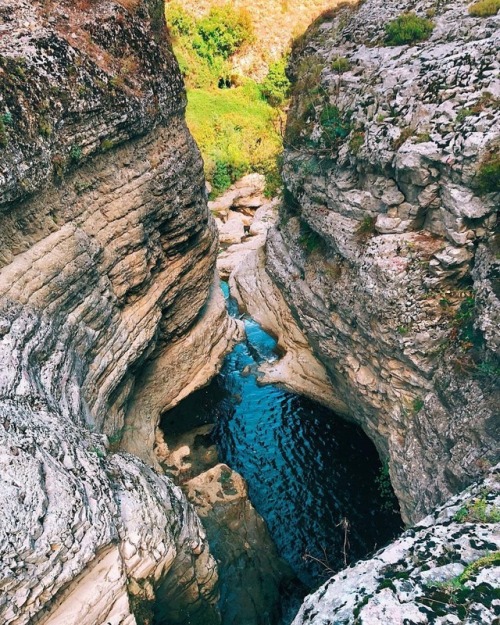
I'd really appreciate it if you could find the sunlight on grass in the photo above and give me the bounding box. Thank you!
[166,2,288,196]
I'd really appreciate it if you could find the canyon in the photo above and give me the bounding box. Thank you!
[0,0,498,624]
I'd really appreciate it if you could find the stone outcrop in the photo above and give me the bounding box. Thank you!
[293,465,500,625]
[267,0,499,524]
[157,424,295,625]
[0,1,240,623]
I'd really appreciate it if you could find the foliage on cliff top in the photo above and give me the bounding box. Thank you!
[166,2,288,196]
[166,3,253,88]
[474,151,500,194]
[468,0,500,16]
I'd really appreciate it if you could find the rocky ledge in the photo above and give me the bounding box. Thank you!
[267,0,499,524]
[293,465,500,625]
[0,1,241,624]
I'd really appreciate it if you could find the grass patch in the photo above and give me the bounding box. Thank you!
[331,56,351,73]
[384,12,434,46]
[186,82,282,196]
[166,3,286,196]
[355,215,376,242]
[422,551,500,618]
[474,152,500,194]
[468,0,500,17]
[454,493,500,523]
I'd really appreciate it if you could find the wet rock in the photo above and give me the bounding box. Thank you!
[159,427,295,625]
[184,464,295,625]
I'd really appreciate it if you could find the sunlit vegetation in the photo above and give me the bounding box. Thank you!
[468,0,500,17]
[165,3,290,196]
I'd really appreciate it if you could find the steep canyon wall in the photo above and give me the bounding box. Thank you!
[268,0,499,524]
[0,1,240,623]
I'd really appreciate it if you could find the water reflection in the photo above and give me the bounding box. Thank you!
[162,282,402,588]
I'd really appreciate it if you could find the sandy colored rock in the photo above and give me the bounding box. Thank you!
[0,1,241,624]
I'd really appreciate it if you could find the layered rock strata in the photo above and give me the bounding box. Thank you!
[211,175,345,410]
[0,1,240,623]
[268,0,499,523]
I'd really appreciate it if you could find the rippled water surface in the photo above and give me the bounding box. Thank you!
[162,282,402,588]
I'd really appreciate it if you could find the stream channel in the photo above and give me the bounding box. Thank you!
[161,280,403,622]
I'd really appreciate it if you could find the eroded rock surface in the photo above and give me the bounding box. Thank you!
[293,466,500,625]
[211,177,344,410]
[156,416,296,625]
[0,1,240,623]
[269,0,499,523]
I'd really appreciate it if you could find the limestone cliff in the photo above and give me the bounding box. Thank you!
[266,0,499,524]
[0,1,240,623]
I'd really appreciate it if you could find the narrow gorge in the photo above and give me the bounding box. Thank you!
[0,0,498,625]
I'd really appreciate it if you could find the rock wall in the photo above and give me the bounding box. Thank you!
[0,1,240,623]
[269,0,499,523]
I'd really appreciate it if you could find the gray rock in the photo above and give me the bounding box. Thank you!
[269,0,500,527]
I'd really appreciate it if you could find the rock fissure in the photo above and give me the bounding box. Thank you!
[1,0,499,623]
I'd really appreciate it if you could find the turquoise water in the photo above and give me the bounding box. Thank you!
[162,282,402,588]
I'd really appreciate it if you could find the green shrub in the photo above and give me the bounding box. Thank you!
[468,0,500,16]
[331,56,351,73]
[100,139,114,152]
[475,152,500,194]
[413,397,424,413]
[166,5,284,197]
[260,58,290,107]
[299,222,326,254]
[320,104,352,147]
[196,6,254,60]
[70,145,82,163]
[38,118,52,137]
[454,494,500,523]
[211,160,233,195]
[355,215,376,242]
[452,294,477,344]
[166,3,196,37]
[384,12,434,46]
[0,118,7,148]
